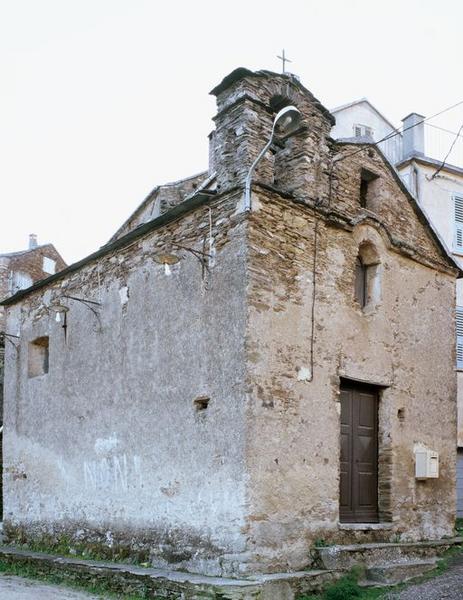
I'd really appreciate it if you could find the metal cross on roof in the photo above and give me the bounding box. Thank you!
[277,49,292,74]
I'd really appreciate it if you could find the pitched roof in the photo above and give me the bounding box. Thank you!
[1,189,216,307]
[109,171,209,243]
[331,98,399,134]
[0,243,58,259]
[396,153,463,178]
[210,67,335,125]
[335,138,461,276]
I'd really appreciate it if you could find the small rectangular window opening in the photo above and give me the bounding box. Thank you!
[28,336,49,378]
[359,169,379,209]
[194,396,210,412]
[43,257,56,275]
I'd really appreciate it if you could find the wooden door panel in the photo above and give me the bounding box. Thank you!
[340,389,353,519]
[340,430,351,511]
[357,435,375,462]
[340,385,379,523]
[358,393,375,427]
[357,472,375,505]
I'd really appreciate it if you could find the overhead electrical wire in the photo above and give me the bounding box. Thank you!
[430,121,463,180]
[333,98,463,164]
[426,122,463,137]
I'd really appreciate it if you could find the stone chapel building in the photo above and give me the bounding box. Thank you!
[1,68,460,579]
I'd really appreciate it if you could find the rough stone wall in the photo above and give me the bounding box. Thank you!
[458,371,463,447]
[211,69,334,200]
[0,257,10,314]
[331,150,447,270]
[210,72,456,572]
[3,192,251,577]
[395,161,463,448]
[110,172,208,242]
[243,183,456,573]
[1,244,66,521]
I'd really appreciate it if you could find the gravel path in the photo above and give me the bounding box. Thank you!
[0,575,105,599]
[385,553,463,599]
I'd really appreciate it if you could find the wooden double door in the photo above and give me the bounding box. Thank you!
[340,383,379,523]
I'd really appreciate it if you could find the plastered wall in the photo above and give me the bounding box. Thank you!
[4,194,251,577]
[243,187,456,573]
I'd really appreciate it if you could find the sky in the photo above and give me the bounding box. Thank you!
[1,0,463,264]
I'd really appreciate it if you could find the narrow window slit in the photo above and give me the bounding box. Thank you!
[359,169,379,209]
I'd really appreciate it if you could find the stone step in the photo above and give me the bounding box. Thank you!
[362,558,438,586]
[315,537,462,571]
[0,546,338,600]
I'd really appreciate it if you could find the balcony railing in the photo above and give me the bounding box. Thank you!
[376,124,463,170]
[377,135,403,166]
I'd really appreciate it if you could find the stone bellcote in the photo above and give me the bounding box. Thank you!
[209,68,335,199]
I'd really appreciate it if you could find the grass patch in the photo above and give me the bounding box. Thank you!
[456,518,463,536]
[0,559,147,599]
[4,528,150,566]
[297,570,387,600]
[20,537,149,566]
[297,542,463,600]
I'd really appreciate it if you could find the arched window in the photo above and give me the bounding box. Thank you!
[354,243,381,310]
[269,95,303,191]
[355,256,368,308]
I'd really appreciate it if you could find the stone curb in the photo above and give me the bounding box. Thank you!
[0,546,337,600]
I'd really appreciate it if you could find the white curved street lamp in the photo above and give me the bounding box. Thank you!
[244,105,302,211]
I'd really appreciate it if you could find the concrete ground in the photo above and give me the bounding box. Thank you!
[0,575,105,599]
[385,553,463,600]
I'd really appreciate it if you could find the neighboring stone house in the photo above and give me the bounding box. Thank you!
[1,69,460,584]
[0,235,67,332]
[330,99,463,518]
[0,235,66,518]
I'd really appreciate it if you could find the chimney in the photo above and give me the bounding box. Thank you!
[29,233,38,249]
[402,113,425,160]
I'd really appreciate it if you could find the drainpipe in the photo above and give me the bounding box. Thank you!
[412,161,420,201]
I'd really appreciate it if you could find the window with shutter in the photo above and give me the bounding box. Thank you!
[454,196,463,252]
[10,271,32,293]
[457,307,463,369]
[353,124,374,138]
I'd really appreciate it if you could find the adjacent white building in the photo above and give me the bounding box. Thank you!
[330,99,463,517]
[331,98,402,165]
